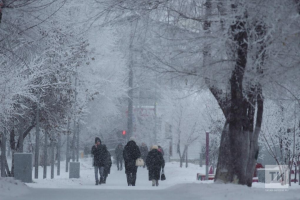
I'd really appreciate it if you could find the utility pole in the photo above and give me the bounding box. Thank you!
[127,19,134,141]
[153,75,158,144]
[34,96,40,179]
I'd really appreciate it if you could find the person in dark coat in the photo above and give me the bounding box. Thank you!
[158,145,164,156]
[146,145,165,186]
[139,143,148,168]
[115,143,123,170]
[103,145,112,184]
[123,137,141,186]
[91,137,107,185]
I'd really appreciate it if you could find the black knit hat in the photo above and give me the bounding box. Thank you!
[95,137,101,144]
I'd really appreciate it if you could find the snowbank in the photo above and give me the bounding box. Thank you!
[0,177,30,199]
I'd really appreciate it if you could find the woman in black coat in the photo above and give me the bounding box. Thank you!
[123,137,141,186]
[146,145,165,186]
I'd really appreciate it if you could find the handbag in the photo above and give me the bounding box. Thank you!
[135,158,144,166]
[161,168,166,181]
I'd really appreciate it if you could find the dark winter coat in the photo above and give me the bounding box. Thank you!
[91,143,108,167]
[123,140,141,174]
[104,151,112,175]
[140,145,149,159]
[146,149,165,180]
[115,144,123,160]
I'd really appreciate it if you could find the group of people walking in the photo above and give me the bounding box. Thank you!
[91,136,165,187]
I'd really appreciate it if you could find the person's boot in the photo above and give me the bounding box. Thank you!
[132,173,136,186]
[127,174,131,186]
[152,180,155,186]
[99,177,103,185]
[156,180,159,186]
[95,180,99,185]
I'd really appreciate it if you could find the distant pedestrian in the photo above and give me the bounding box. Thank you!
[123,137,141,186]
[146,145,165,186]
[139,143,148,168]
[115,143,123,170]
[91,137,108,185]
[103,145,112,184]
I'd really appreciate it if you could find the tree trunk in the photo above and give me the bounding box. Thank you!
[72,121,76,162]
[215,10,251,185]
[18,121,24,153]
[1,128,6,177]
[66,118,70,172]
[245,87,263,186]
[214,3,266,186]
[51,138,55,179]
[43,131,48,179]
[294,162,297,183]
[57,133,61,176]
[179,156,183,168]
[35,103,40,179]
[179,145,187,168]
[185,146,188,168]
[76,122,79,162]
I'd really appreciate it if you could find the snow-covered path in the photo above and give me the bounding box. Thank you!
[24,157,207,190]
[1,158,300,200]
[4,182,300,200]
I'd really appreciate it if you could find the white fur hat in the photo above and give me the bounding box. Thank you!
[151,145,158,150]
[129,136,136,142]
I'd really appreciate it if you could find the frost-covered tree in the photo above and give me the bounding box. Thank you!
[95,0,300,186]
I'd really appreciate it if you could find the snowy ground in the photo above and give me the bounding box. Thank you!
[0,177,30,199]
[1,158,300,200]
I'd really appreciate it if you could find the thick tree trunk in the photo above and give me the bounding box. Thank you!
[245,86,263,186]
[215,11,249,183]
[214,13,266,186]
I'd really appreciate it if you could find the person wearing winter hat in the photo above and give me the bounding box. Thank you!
[123,138,141,186]
[91,137,107,185]
[146,145,165,186]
